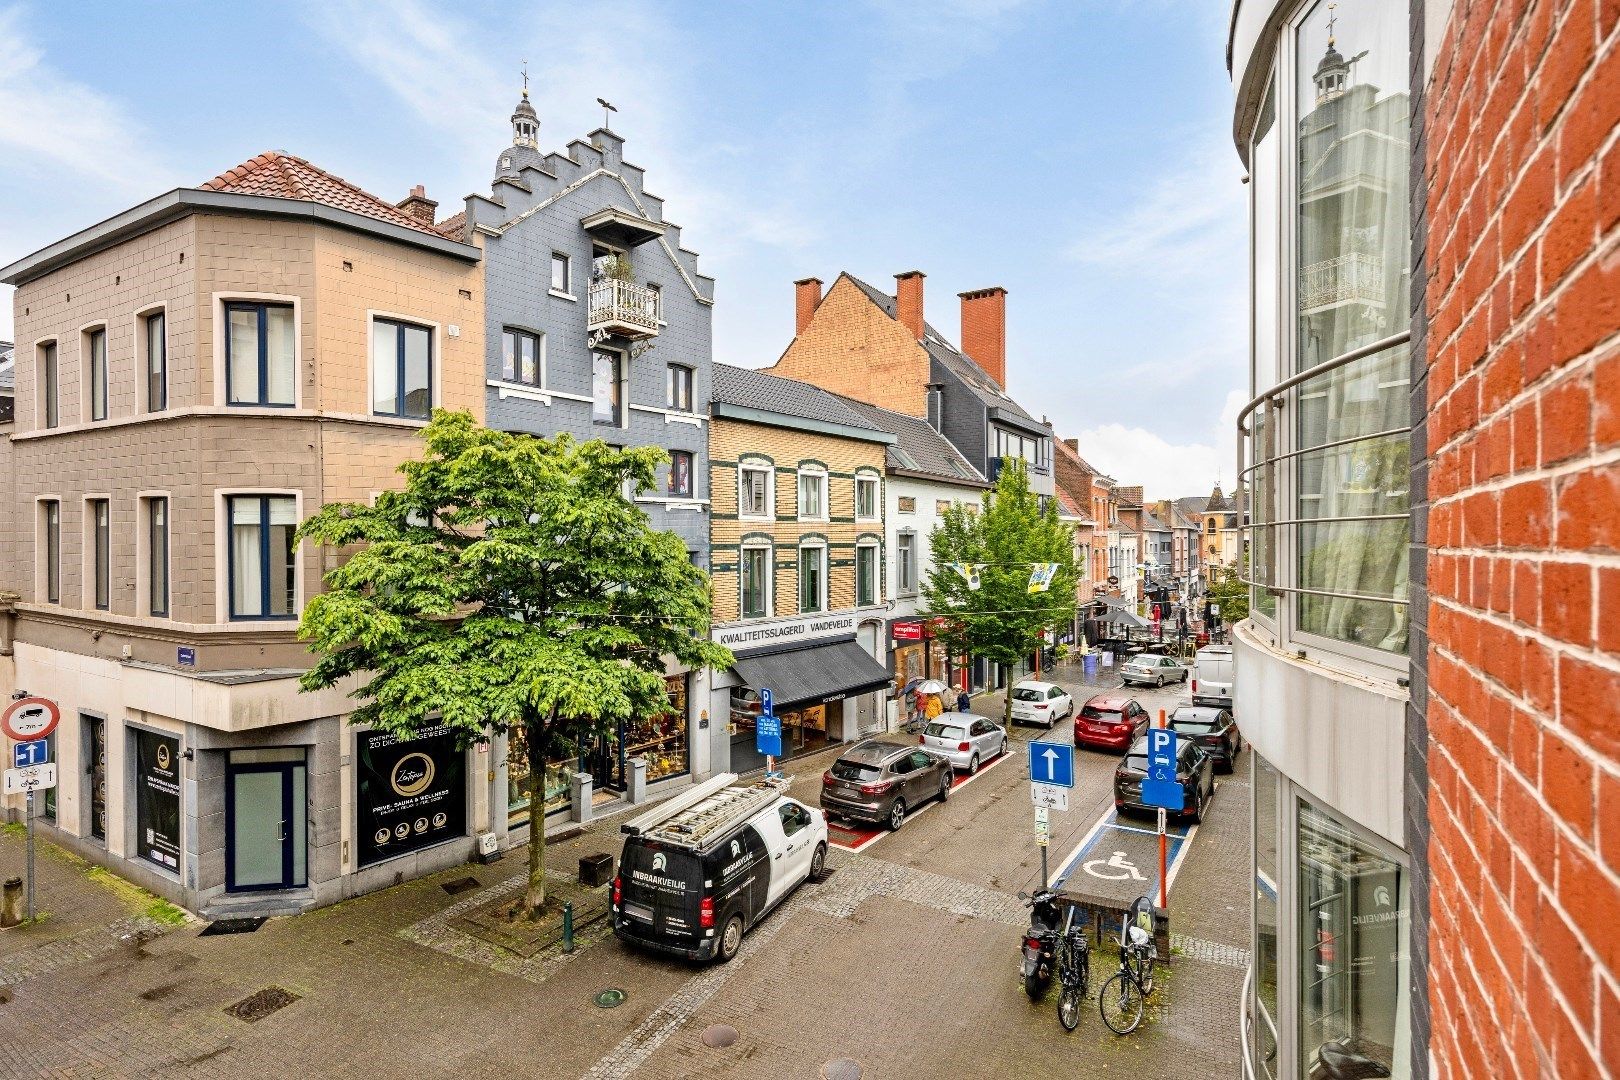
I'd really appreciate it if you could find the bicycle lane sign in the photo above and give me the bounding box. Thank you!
[1051,808,1194,906]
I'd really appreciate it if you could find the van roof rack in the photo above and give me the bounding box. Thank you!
[620,772,785,852]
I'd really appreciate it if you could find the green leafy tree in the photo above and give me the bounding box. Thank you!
[296,411,732,917]
[1207,565,1251,624]
[924,458,1078,726]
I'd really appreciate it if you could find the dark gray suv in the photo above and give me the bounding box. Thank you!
[819,739,952,831]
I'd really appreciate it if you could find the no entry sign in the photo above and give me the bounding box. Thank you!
[2,697,60,743]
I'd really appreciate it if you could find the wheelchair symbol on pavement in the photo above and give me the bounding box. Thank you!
[1083,850,1146,882]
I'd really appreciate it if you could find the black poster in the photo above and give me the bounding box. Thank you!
[356,726,466,867]
[135,729,181,871]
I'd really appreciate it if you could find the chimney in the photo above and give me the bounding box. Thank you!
[959,287,1007,387]
[794,277,823,336]
[397,184,438,226]
[1065,438,1080,452]
[895,270,925,341]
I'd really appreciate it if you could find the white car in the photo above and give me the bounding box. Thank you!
[920,713,1009,774]
[1008,681,1073,729]
[1120,653,1189,688]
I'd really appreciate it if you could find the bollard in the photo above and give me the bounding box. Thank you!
[562,900,575,953]
[1,877,22,928]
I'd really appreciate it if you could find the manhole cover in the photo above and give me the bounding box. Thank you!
[701,1024,739,1048]
[821,1060,863,1080]
[224,986,300,1022]
[441,876,481,896]
[199,917,265,937]
[594,988,628,1009]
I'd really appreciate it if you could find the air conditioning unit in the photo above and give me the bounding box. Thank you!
[477,832,500,863]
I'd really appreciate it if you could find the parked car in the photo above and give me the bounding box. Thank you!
[1009,681,1074,729]
[1113,735,1216,822]
[1073,693,1151,752]
[820,739,953,830]
[1191,644,1235,709]
[921,714,1009,774]
[613,773,828,963]
[1120,653,1188,688]
[1168,705,1242,772]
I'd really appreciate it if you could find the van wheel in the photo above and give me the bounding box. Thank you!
[809,842,827,881]
[889,799,907,831]
[716,914,744,963]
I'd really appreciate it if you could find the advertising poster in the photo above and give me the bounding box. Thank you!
[356,726,466,867]
[135,729,181,871]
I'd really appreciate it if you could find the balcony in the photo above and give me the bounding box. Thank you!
[1300,252,1385,314]
[588,280,662,342]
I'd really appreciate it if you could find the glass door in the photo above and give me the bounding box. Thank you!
[86,716,107,841]
[226,749,307,892]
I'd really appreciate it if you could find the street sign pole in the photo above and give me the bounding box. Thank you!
[25,789,34,922]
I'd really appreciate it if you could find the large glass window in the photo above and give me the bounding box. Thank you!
[1297,800,1408,1078]
[501,328,542,387]
[1293,0,1410,655]
[741,545,770,619]
[592,350,622,425]
[87,329,107,421]
[90,499,110,610]
[228,495,297,619]
[145,312,167,411]
[226,302,295,407]
[798,544,824,613]
[372,319,433,419]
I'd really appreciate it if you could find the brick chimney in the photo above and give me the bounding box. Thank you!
[895,270,925,341]
[1064,437,1080,453]
[794,277,823,336]
[959,287,1007,387]
[397,184,438,225]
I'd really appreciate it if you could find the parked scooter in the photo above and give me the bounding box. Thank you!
[1017,887,1065,1000]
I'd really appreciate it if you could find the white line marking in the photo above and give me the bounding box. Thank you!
[828,800,939,853]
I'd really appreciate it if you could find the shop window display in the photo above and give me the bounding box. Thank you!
[506,738,577,828]
[622,675,690,783]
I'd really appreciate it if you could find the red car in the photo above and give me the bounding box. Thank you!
[1073,693,1151,752]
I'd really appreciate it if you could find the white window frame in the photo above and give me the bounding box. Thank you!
[797,540,827,614]
[796,465,827,522]
[213,292,302,409]
[550,251,572,297]
[137,491,172,619]
[739,541,773,620]
[739,461,774,522]
[896,530,918,597]
[855,472,881,522]
[214,489,304,625]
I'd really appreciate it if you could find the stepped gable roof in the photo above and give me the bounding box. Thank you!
[712,363,876,430]
[843,273,1043,427]
[201,152,458,239]
[835,397,986,485]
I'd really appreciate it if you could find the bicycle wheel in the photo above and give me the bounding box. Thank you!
[1058,985,1083,1031]
[1099,972,1145,1035]
[1129,948,1155,996]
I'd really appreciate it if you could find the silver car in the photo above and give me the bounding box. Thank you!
[921,714,1009,774]
[1120,653,1188,688]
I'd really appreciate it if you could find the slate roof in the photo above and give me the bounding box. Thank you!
[835,397,985,485]
[1141,511,1171,532]
[1173,497,1210,521]
[843,274,1043,427]
[712,363,879,431]
[201,152,459,239]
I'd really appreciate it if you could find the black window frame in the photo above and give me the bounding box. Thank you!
[43,500,60,603]
[87,327,107,422]
[371,318,434,420]
[551,251,571,293]
[226,494,298,621]
[669,450,693,497]
[148,496,169,617]
[666,363,694,412]
[144,310,167,412]
[40,342,59,429]
[501,327,543,387]
[224,301,296,408]
[90,498,110,610]
[592,349,623,426]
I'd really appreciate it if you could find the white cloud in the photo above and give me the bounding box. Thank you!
[1074,387,1246,501]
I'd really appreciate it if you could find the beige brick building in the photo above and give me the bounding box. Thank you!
[0,152,488,917]
[705,365,893,773]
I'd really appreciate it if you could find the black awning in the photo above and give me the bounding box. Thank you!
[731,639,893,710]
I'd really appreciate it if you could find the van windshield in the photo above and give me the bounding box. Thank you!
[830,760,881,782]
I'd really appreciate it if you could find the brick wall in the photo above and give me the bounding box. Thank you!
[769,275,931,417]
[1423,2,1620,1076]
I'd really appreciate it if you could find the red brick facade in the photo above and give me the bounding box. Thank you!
[1425,2,1620,1076]
[959,287,1007,387]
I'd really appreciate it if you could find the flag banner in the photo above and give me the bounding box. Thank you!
[948,562,983,590]
[1027,563,1059,593]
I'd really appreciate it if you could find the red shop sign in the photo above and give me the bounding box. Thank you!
[892,621,924,642]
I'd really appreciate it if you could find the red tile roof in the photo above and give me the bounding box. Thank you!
[200,152,456,239]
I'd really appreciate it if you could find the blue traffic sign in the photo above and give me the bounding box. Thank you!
[12,740,48,768]
[759,688,773,715]
[756,711,783,758]
[1141,727,1184,811]
[1027,741,1074,789]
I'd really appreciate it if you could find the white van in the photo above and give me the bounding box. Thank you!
[1191,644,1235,710]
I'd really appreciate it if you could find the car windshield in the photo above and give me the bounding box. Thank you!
[1012,688,1045,702]
[829,760,880,782]
[1081,705,1123,721]
[925,723,965,740]
[1172,711,1222,734]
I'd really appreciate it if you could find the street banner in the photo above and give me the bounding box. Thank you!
[947,562,983,590]
[135,729,181,871]
[356,726,466,867]
[1027,563,1059,593]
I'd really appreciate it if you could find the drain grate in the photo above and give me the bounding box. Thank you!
[441,876,481,896]
[821,1060,863,1080]
[224,986,299,1023]
[199,917,266,937]
[701,1025,739,1048]
[594,988,628,1009]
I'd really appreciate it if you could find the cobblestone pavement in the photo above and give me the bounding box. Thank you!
[0,661,1249,1079]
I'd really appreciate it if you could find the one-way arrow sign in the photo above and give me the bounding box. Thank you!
[1027,741,1074,789]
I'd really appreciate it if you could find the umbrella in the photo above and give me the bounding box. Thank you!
[913,679,951,695]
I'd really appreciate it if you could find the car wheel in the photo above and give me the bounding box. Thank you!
[716,913,745,963]
[1000,738,1009,759]
[939,772,952,803]
[1188,789,1205,824]
[968,753,980,776]
[808,842,827,881]
[889,799,907,831]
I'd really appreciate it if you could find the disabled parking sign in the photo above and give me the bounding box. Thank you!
[1140,727,1183,811]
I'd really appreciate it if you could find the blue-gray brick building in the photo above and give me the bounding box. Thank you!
[455,88,717,837]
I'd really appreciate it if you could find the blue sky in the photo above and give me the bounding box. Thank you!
[0,0,1245,500]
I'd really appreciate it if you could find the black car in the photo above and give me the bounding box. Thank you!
[1113,735,1216,822]
[1168,705,1242,773]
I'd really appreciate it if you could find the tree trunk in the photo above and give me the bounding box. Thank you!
[522,720,547,917]
[1002,664,1015,727]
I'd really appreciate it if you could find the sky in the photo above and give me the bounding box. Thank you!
[0,0,1247,502]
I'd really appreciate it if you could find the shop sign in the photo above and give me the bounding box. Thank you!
[714,611,864,648]
[892,621,923,642]
[356,726,466,867]
[135,729,181,871]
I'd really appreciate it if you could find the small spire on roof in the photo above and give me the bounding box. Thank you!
[521,60,529,99]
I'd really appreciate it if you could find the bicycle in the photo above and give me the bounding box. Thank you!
[1098,909,1157,1034]
[1053,905,1090,1031]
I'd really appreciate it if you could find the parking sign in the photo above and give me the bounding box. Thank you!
[1140,727,1183,811]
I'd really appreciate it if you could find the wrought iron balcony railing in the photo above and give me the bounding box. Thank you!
[587,280,662,341]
